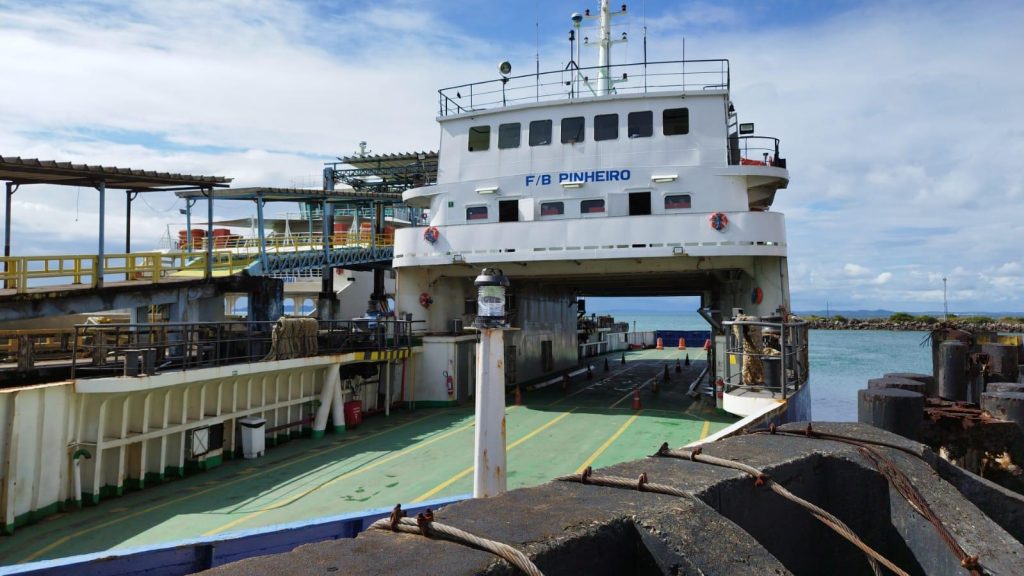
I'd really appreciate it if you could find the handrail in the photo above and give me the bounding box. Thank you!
[438,59,730,116]
[69,319,421,379]
[729,135,785,168]
[0,235,397,293]
[721,318,809,398]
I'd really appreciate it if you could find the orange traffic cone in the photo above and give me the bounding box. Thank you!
[703,339,711,352]
[514,385,522,406]
[604,358,610,372]
[675,359,682,373]
[656,338,664,350]
[562,374,570,392]
[587,366,593,380]
[678,338,686,350]
[632,387,642,410]
[663,364,670,382]
[621,353,626,365]
[685,354,691,366]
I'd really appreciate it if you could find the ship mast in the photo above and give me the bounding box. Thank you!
[597,0,612,95]
[587,0,627,96]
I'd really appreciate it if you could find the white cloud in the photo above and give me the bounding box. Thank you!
[843,263,871,277]
[2,0,1023,312]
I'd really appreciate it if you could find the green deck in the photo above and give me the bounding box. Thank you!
[0,349,734,565]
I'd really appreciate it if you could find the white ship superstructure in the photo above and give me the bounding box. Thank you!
[392,0,808,417]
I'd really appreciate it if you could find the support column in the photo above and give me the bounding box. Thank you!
[4,182,14,290]
[185,199,194,254]
[331,377,347,434]
[313,365,339,439]
[96,180,106,289]
[474,328,507,498]
[256,195,268,272]
[385,361,392,416]
[318,199,335,319]
[205,188,214,281]
[125,191,136,281]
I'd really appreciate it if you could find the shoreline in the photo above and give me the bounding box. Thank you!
[803,317,1024,333]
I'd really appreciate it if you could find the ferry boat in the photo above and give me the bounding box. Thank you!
[0,2,808,571]
[392,0,810,423]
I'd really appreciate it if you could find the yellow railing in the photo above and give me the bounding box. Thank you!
[0,252,253,293]
[184,232,394,253]
[0,236,394,293]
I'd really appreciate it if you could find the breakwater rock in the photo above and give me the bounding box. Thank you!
[804,317,1024,332]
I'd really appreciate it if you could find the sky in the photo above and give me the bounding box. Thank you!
[1,0,1022,313]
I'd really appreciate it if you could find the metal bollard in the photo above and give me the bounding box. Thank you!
[938,341,968,401]
[858,388,925,441]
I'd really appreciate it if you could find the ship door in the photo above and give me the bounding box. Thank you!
[628,192,651,215]
[499,200,519,222]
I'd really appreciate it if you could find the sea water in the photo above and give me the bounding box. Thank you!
[595,311,932,422]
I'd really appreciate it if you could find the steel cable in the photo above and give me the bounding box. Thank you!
[369,505,543,576]
[749,425,983,575]
[654,444,907,576]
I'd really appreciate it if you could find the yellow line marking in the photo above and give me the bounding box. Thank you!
[19,411,448,563]
[700,420,711,440]
[411,409,576,503]
[204,419,478,536]
[575,412,642,473]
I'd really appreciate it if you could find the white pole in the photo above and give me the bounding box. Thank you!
[385,361,392,416]
[597,0,611,95]
[473,328,507,497]
[313,365,338,437]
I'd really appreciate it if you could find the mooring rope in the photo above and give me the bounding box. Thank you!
[369,505,543,576]
[652,443,906,576]
[749,424,983,575]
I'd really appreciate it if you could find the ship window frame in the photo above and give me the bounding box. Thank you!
[540,201,565,217]
[529,120,552,146]
[594,113,618,141]
[466,205,489,221]
[664,194,692,210]
[561,116,585,144]
[580,198,606,216]
[498,122,521,149]
[468,125,491,151]
[628,111,653,138]
[663,108,690,136]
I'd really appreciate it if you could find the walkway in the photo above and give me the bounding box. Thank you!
[0,349,731,565]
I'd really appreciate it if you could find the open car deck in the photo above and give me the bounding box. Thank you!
[0,349,734,565]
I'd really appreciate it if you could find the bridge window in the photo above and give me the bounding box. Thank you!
[529,120,552,146]
[581,199,605,214]
[468,125,490,151]
[540,201,564,216]
[628,111,653,138]
[498,123,521,149]
[561,116,585,143]
[665,194,692,209]
[466,205,489,221]
[594,113,618,141]
[663,108,689,135]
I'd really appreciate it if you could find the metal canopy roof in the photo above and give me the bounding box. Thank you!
[0,156,231,190]
[337,151,437,170]
[175,186,403,202]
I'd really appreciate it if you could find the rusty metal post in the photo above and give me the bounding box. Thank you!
[3,182,12,289]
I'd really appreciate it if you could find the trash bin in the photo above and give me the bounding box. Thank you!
[239,417,266,459]
[762,356,782,390]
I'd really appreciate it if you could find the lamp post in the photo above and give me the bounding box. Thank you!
[472,268,511,497]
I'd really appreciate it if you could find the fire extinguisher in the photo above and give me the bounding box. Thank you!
[715,378,725,409]
[444,370,454,397]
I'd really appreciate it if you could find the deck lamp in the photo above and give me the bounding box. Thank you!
[473,268,510,328]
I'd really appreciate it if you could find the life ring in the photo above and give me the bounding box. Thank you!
[751,287,764,305]
[423,226,440,244]
[709,212,729,231]
[419,292,433,308]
